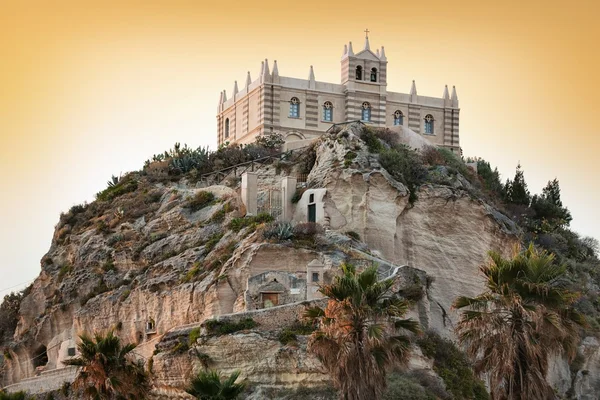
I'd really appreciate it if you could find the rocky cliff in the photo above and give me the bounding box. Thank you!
[1,123,597,399]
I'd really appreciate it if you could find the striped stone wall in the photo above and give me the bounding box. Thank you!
[305,92,319,129]
[408,105,421,133]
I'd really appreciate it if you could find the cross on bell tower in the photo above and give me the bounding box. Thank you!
[364,28,370,38]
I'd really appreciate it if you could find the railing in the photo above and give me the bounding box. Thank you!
[325,120,365,133]
[198,146,309,187]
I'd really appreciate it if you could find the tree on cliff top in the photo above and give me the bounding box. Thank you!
[454,244,586,400]
[504,163,531,206]
[304,264,419,400]
[63,331,148,400]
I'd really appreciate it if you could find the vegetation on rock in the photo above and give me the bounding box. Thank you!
[186,370,245,400]
[63,331,149,399]
[304,263,419,400]
[454,244,586,399]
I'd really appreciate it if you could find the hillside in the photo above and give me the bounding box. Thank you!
[0,123,599,399]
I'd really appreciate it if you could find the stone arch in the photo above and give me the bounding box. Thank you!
[285,132,305,141]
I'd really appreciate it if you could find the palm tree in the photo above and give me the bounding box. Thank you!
[304,263,419,400]
[63,330,148,400]
[186,369,245,400]
[454,244,586,400]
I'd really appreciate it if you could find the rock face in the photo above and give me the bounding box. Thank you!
[305,130,518,333]
[5,123,594,398]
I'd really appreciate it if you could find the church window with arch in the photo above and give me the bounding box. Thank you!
[370,67,377,82]
[361,102,371,122]
[323,101,333,122]
[424,114,434,134]
[355,65,363,80]
[289,97,300,118]
[224,118,230,138]
[393,110,404,126]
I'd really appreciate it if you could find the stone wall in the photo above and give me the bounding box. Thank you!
[4,366,77,394]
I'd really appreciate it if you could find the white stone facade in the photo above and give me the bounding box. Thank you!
[217,35,460,153]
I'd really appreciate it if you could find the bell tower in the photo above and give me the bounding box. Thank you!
[341,31,388,86]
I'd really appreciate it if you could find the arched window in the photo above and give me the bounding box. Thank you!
[361,102,371,122]
[370,68,377,82]
[393,110,404,126]
[289,97,300,118]
[355,66,363,80]
[323,101,333,122]
[424,114,434,134]
[224,118,230,138]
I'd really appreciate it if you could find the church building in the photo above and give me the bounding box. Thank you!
[216,33,460,153]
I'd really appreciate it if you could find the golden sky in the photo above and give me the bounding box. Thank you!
[1,0,598,292]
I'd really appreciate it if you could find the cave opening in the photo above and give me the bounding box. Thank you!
[32,345,48,368]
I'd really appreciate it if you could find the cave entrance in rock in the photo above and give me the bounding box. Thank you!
[32,345,48,368]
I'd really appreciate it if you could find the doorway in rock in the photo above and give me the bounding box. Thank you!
[308,204,316,223]
[32,345,48,368]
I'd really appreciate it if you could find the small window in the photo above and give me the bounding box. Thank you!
[393,110,404,126]
[289,97,300,118]
[370,68,377,82]
[355,65,363,80]
[309,193,315,203]
[424,114,434,134]
[312,272,319,282]
[67,347,76,357]
[224,118,230,138]
[323,101,333,122]
[361,102,371,122]
[146,320,156,333]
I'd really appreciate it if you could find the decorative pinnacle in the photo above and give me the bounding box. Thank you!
[410,80,417,96]
[272,60,279,76]
[246,71,252,88]
[348,41,354,56]
[233,81,239,96]
[380,46,387,61]
[443,85,450,100]
[364,29,371,51]
[309,65,315,81]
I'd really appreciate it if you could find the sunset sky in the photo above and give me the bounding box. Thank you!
[1,0,598,295]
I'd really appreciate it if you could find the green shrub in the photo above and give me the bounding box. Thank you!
[383,372,437,400]
[292,222,324,238]
[417,331,489,400]
[343,151,358,168]
[107,233,124,246]
[120,289,131,301]
[187,191,216,212]
[379,145,427,203]
[278,330,297,345]
[229,213,274,232]
[96,177,138,202]
[182,263,203,283]
[0,391,31,400]
[57,264,72,281]
[360,128,384,153]
[189,327,201,346]
[204,318,257,336]
[278,322,315,345]
[102,258,116,272]
[204,233,224,254]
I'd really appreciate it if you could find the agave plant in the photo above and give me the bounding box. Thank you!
[106,175,120,188]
